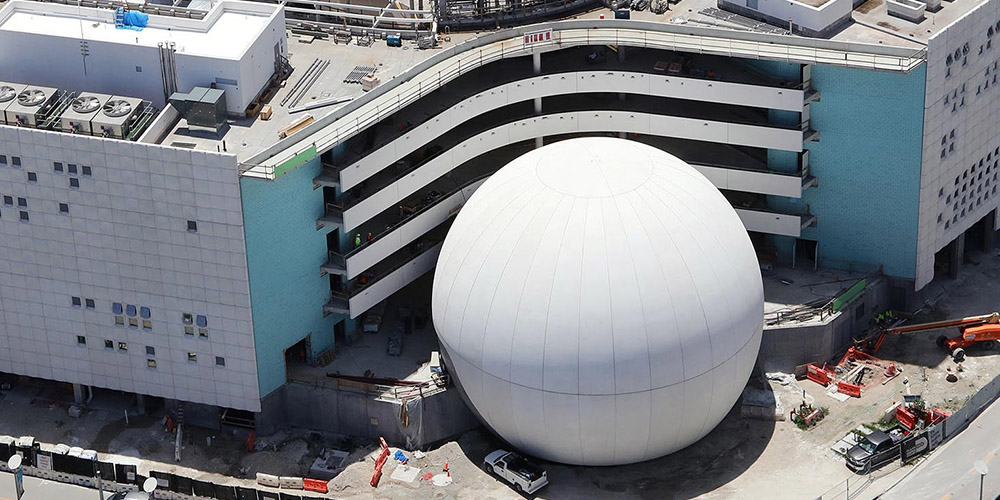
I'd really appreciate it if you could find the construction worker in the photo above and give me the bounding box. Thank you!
[367,232,374,243]
[355,233,362,247]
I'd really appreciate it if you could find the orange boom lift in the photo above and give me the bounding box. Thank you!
[860,312,1000,362]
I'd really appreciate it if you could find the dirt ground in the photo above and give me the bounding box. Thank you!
[3,248,1000,499]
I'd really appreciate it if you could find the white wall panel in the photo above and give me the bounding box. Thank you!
[735,208,803,236]
[348,242,442,317]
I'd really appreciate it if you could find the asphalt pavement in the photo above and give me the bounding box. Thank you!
[882,396,1000,500]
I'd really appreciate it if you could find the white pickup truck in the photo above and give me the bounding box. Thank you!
[483,450,549,494]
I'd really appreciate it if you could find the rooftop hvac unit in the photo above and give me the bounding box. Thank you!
[5,85,59,127]
[92,96,142,139]
[169,87,227,133]
[0,82,27,125]
[59,92,112,135]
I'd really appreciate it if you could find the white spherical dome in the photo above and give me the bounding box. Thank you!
[432,137,763,466]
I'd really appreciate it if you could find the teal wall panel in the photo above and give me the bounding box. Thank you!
[769,64,926,278]
[242,157,341,397]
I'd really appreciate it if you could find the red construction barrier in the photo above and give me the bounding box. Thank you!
[303,478,328,493]
[370,437,390,487]
[896,406,917,429]
[806,364,832,386]
[837,381,862,398]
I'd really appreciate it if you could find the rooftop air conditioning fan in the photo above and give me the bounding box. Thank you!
[103,99,133,117]
[17,89,47,107]
[59,92,111,135]
[72,96,102,114]
[0,86,16,103]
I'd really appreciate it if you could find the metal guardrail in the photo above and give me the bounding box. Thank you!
[241,19,927,177]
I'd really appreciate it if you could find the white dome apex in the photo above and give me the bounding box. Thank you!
[432,137,763,466]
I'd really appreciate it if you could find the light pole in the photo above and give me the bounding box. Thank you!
[96,467,104,500]
[7,454,24,500]
[975,460,989,500]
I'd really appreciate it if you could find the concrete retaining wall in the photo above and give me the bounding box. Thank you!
[257,382,479,448]
[758,278,890,372]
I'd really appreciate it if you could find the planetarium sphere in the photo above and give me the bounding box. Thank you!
[431,137,763,466]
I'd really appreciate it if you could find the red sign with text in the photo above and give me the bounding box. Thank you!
[524,29,553,45]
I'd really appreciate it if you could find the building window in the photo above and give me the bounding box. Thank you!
[71,296,82,307]
[0,156,6,165]
[16,197,25,207]
[199,329,209,338]
[11,157,20,167]
[147,359,157,368]
[114,316,125,326]
[82,165,92,176]
[2,196,11,205]
[77,336,86,345]
[67,164,77,174]
[128,317,138,328]
[27,172,36,182]
[184,326,194,336]
[19,211,28,222]
[196,315,208,327]
[118,342,127,351]
[126,304,137,316]
[146,346,155,356]
[140,307,151,319]
[113,302,123,314]
[142,320,152,330]
[69,178,79,188]
[182,313,193,324]
[53,162,63,172]
[59,203,69,214]
[85,298,95,309]
[104,339,113,349]
[187,352,197,362]
[187,220,198,232]
[215,356,226,367]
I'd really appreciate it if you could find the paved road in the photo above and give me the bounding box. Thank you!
[0,471,109,500]
[883,396,1000,500]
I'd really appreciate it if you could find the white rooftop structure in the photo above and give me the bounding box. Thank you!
[0,1,270,58]
[432,138,764,466]
[0,0,286,113]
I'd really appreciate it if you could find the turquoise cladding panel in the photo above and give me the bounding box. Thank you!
[769,64,926,278]
[241,157,339,397]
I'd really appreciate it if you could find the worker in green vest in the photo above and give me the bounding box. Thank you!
[355,233,362,247]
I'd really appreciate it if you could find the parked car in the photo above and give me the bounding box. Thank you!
[483,450,549,494]
[845,425,909,472]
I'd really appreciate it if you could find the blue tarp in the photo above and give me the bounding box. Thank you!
[115,8,148,31]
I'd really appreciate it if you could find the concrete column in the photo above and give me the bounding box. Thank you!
[950,233,965,279]
[136,394,146,414]
[73,383,85,405]
[532,52,541,75]
[619,132,627,139]
[533,97,542,114]
[535,137,544,148]
[617,45,626,63]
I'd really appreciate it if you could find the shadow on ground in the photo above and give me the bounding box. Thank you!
[454,381,776,500]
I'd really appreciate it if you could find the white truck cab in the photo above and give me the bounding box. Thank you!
[483,449,549,494]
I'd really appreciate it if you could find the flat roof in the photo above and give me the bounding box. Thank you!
[158,29,471,160]
[0,0,277,59]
